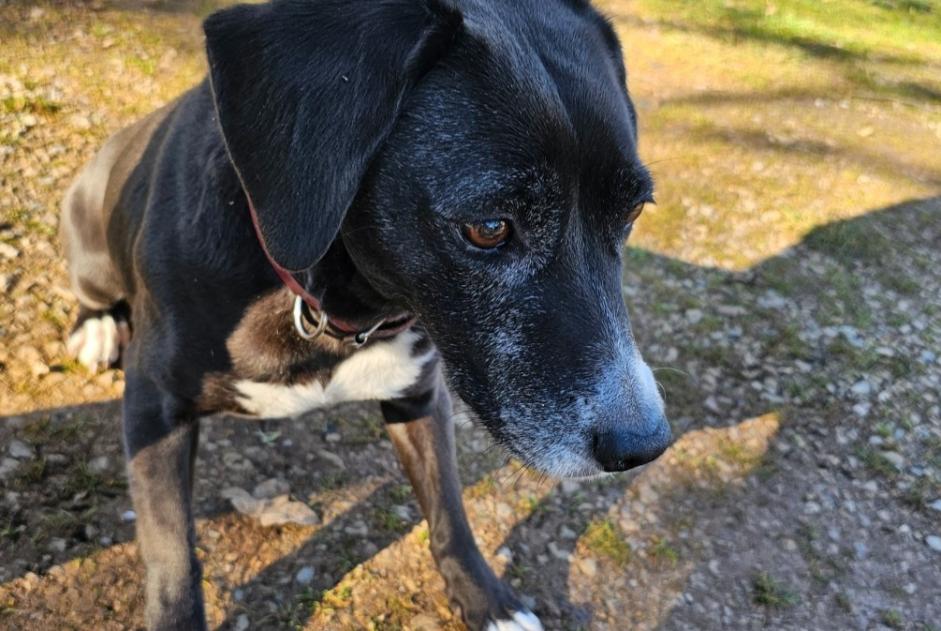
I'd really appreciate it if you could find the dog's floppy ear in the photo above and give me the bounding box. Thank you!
[204,0,462,272]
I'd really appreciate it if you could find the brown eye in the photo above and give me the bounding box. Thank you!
[462,219,511,249]
[625,202,645,224]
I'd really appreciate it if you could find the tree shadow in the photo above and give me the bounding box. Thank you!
[1,195,939,629]
[488,195,939,629]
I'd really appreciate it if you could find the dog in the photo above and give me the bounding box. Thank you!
[59,0,672,628]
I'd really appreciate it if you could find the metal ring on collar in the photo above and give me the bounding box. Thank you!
[293,295,329,340]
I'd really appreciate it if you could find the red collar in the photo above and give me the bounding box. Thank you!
[246,196,415,346]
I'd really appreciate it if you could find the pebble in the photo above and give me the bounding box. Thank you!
[0,242,20,259]
[234,614,250,631]
[577,557,598,577]
[48,537,67,553]
[881,451,904,470]
[0,458,18,480]
[121,510,137,522]
[926,536,941,553]
[559,526,577,540]
[8,439,34,460]
[294,566,315,585]
[496,546,514,563]
[928,499,941,513]
[850,380,871,397]
[88,455,110,474]
[409,614,441,631]
[345,521,369,537]
[548,541,570,561]
[853,542,868,559]
[316,449,345,469]
[252,478,290,500]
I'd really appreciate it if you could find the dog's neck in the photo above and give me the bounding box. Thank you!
[301,237,402,329]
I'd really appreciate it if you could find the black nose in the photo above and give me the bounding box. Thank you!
[591,416,672,472]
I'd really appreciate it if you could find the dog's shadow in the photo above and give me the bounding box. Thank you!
[1,195,937,630]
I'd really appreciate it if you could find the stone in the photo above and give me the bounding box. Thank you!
[222,488,319,527]
[88,455,110,474]
[252,478,290,500]
[577,557,598,577]
[559,526,577,540]
[8,439,33,460]
[409,614,441,631]
[0,242,19,259]
[881,451,904,470]
[294,566,315,585]
[548,541,570,561]
[316,449,345,469]
[49,538,67,553]
[850,380,871,397]
[68,114,92,130]
[926,536,941,553]
[928,499,941,513]
[121,510,137,522]
[344,521,368,537]
[234,614,249,631]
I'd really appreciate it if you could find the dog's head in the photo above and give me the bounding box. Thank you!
[205,0,671,477]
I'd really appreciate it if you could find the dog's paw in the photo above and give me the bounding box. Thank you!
[486,610,544,631]
[66,313,128,371]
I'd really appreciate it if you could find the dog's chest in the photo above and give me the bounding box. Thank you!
[199,290,434,418]
[234,331,433,418]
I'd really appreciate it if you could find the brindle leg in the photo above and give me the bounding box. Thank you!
[382,370,543,631]
[123,370,206,631]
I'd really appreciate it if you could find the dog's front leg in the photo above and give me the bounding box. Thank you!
[124,371,206,631]
[382,372,542,631]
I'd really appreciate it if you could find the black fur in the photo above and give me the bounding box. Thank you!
[60,1,672,628]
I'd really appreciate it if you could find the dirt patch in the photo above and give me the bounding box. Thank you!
[2,0,940,630]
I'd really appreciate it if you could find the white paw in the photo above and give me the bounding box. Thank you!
[67,315,125,371]
[486,610,544,631]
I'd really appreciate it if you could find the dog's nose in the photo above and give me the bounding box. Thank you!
[591,414,672,472]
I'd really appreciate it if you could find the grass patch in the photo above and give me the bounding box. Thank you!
[752,571,799,608]
[19,416,83,446]
[370,507,409,534]
[64,461,126,498]
[583,518,631,567]
[856,447,898,479]
[880,609,904,630]
[649,536,680,566]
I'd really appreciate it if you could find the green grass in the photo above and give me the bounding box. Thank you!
[752,571,799,608]
[649,536,680,566]
[633,0,941,64]
[370,507,409,534]
[857,447,899,479]
[583,518,631,567]
[881,608,905,630]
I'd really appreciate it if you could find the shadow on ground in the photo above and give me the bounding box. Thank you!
[2,195,937,629]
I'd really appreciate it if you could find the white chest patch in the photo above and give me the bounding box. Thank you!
[235,331,434,419]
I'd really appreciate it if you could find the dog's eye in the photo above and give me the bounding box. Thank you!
[463,219,511,249]
[625,202,645,224]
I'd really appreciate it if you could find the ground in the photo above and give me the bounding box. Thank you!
[1,0,940,629]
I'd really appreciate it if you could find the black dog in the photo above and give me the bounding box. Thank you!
[60,0,671,628]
